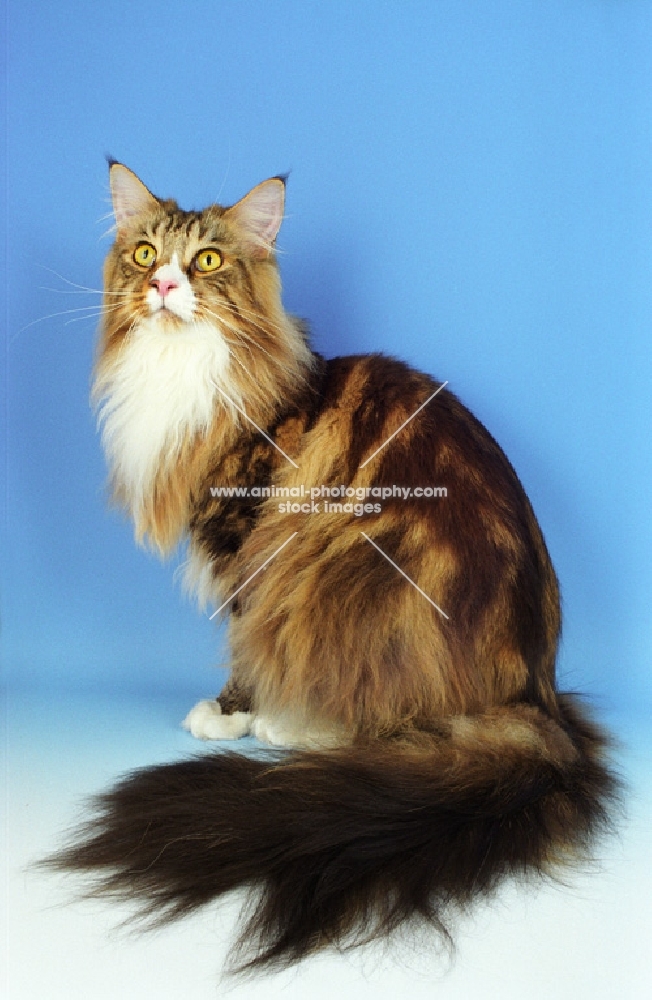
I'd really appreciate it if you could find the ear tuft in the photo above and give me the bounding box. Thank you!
[109,163,159,233]
[225,178,286,259]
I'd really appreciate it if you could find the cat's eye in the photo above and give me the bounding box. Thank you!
[133,242,157,268]
[195,248,223,273]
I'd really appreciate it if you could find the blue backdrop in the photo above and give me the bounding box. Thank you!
[4,0,652,713]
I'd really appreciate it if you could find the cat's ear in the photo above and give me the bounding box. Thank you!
[225,178,286,259]
[109,162,159,233]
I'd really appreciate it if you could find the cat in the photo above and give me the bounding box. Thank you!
[47,161,617,973]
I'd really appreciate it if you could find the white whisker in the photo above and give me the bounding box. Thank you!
[217,301,312,380]
[39,286,131,297]
[39,286,102,295]
[101,311,144,369]
[64,305,121,326]
[226,348,254,381]
[34,266,104,293]
[196,306,254,359]
[216,142,232,204]
[219,318,280,366]
[99,224,118,242]
[217,311,310,383]
[96,210,115,225]
[12,304,109,341]
[226,301,293,340]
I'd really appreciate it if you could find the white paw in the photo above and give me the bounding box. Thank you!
[252,714,347,749]
[252,715,298,748]
[182,699,253,741]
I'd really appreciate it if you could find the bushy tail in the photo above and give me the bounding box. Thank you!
[45,694,618,972]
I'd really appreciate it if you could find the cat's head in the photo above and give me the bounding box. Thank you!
[98,163,312,415]
[105,162,286,328]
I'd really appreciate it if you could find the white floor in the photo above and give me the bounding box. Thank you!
[3,687,651,999]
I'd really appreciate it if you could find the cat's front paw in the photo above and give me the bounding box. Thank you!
[182,699,252,741]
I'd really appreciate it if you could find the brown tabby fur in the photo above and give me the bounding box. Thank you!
[45,163,618,973]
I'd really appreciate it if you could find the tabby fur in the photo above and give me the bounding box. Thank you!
[46,163,617,973]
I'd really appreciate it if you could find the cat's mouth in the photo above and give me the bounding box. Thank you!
[150,301,191,324]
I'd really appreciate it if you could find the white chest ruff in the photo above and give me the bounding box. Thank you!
[94,317,237,520]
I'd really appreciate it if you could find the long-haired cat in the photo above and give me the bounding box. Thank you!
[48,162,617,972]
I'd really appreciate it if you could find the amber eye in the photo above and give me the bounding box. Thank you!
[195,248,223,273]
[133,242,157,268]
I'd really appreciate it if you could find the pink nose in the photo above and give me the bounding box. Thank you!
[150,278,179,298]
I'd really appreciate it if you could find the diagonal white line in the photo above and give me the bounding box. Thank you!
[208,532,299,620]
[359,380,448,469]
[211,381,299,468]
[360,532,449,620]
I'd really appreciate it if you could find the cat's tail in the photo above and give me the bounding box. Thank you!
[43,693,618,972]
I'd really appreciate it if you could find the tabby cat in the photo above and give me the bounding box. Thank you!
[49,162,617,972]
